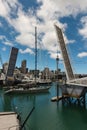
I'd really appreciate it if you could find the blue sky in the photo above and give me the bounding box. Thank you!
[0,0,87,74]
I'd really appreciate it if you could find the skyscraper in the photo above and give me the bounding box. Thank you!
[21,60,27,74]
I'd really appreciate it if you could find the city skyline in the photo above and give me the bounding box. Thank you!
[0,0,87,74]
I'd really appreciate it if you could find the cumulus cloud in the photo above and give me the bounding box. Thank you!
[0,0,10,17]
[2,47,6,51]
[0,0,19,19]
[4,41,13,46]
[79,16,87,39]
[0,0,87,59]
[37,0,87,19]
[0,35,13,46]
[16,33,35,48]
[49,51,62,60]
[19,48,34,54]
[77,52,87,58]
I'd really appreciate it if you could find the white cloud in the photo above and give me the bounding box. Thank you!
[0,0,19,19]
[0,35,13,46]
[9,10,36,34]
[49,51,62,60]
[64,34,75,44]
[79,16,87,39]
[0,0,87,58]
[37,0,87,19]
[19,48,34,54]
[77,52,87,58]
[4,41,13,46]
[2,47,6,51]
[0,0,10,17]
[16,33,35,48]
[7,5,38,48]
[42,31,58,51]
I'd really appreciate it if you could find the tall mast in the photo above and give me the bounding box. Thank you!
[35,26,37,84]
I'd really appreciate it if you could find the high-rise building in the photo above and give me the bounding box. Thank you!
[21,60,27,74]
[3,62,8,74]
[42,67,50,79]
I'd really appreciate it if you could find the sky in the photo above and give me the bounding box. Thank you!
[0,0,87,74]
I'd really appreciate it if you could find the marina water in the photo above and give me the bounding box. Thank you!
[0,83,87,130]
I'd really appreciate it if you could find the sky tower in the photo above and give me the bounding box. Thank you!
[56,51,59,79]
[56,52,59,71]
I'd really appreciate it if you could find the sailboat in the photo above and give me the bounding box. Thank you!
[5,27,51,94]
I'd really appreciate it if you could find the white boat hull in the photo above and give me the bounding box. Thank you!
[5,86,51,94]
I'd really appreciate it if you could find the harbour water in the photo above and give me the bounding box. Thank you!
[0,83,87,130]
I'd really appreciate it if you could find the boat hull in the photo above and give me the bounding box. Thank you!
[5,86,50,94]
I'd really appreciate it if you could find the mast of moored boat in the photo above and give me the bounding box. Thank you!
[35,26,37,86]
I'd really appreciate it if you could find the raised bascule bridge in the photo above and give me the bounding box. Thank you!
[53,25,87,106]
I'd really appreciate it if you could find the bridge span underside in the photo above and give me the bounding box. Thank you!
[60,84,87,107]
[61,84,87,98]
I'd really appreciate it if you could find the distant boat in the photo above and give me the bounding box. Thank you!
[5,86,50,94]
[21,76,52,86]
[37,79,52,85]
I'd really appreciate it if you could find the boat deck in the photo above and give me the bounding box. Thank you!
[5,86,51,94]
[0,112,20,130]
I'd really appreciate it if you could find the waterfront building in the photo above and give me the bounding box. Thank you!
[42,67,51,79]
[3,62,8,75]
[29,69,40,78]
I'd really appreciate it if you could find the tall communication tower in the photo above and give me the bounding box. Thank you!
[56,52,59,79]
[56,52,59,72]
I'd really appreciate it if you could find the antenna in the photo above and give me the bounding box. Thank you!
[56,50,59,79]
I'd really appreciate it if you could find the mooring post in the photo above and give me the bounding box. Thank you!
[57,83,59,99]
[83,94,86,108]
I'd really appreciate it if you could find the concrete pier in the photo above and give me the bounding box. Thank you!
[0,112,20,130]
